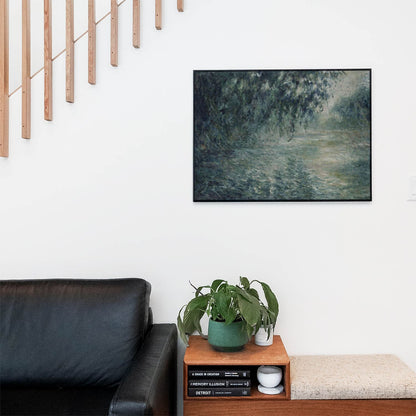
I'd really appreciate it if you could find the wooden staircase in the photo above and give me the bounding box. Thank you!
[0,0,184,157]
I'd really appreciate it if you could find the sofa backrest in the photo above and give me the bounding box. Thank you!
[0,278,151,387]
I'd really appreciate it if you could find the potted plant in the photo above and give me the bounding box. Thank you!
[177,276,278,351]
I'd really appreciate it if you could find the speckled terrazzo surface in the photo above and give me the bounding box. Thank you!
[290,354,416,400]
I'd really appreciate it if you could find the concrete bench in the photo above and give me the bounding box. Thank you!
[287,354,416,416]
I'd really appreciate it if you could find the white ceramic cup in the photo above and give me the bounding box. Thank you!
[257,365,282,388]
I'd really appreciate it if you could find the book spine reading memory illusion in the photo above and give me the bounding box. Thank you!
[189,379,251,388]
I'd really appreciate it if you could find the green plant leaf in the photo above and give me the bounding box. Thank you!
[247,288,259,300]
[243,321,253,341]
[252,280,279,324]
[212,291,229,320]
[211,279,227,293]
[235,286,260,304]
[236,291,261,326]
[194,284,211,297]
[240,276,250,290]
[188,309,204,334]
[261,307,271,327]
[186,294,210,312]
[210,305,220,321]
[224,308,237,325]
[177,305,188,345]
[234,286,252,303]
[183,295,209,334]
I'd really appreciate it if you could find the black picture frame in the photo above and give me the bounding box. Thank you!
[193,69,372,202]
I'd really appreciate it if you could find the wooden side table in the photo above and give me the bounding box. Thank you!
[183,335,290,416]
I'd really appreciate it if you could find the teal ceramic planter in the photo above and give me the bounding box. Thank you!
[208,319,249,352]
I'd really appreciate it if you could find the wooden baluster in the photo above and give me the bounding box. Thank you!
[111,0,118,66]
[22,0,30,139]
[133,0,140,48]
[44,0,52,120]
[0,0,8,156]
[177,0,183,12]
[88,0,96,84]
[66,0,74,102]
[155,0,161,30]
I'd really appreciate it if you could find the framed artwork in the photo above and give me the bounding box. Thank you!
[193,69,372,202]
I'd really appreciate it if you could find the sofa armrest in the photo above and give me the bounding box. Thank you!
[109,324,177,416]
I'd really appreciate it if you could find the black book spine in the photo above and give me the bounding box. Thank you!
[188,387,251,397]
[188,379,251,388]
[188,369,251,378]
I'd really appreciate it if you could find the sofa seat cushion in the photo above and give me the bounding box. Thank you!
[290,354,416,400]
[0,386,117,416]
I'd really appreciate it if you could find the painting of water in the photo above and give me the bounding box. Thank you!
[194,69,371,201]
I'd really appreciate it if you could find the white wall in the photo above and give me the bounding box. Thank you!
[1,0,415,381]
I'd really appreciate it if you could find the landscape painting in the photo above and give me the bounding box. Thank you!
[194,69,371,201]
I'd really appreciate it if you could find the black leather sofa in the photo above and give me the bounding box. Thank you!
[0,278,177,416]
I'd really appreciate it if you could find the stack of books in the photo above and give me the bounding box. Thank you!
[188,368,251,397]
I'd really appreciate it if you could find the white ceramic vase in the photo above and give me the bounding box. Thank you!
[257,365,283,388]
[254,325,274,346]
